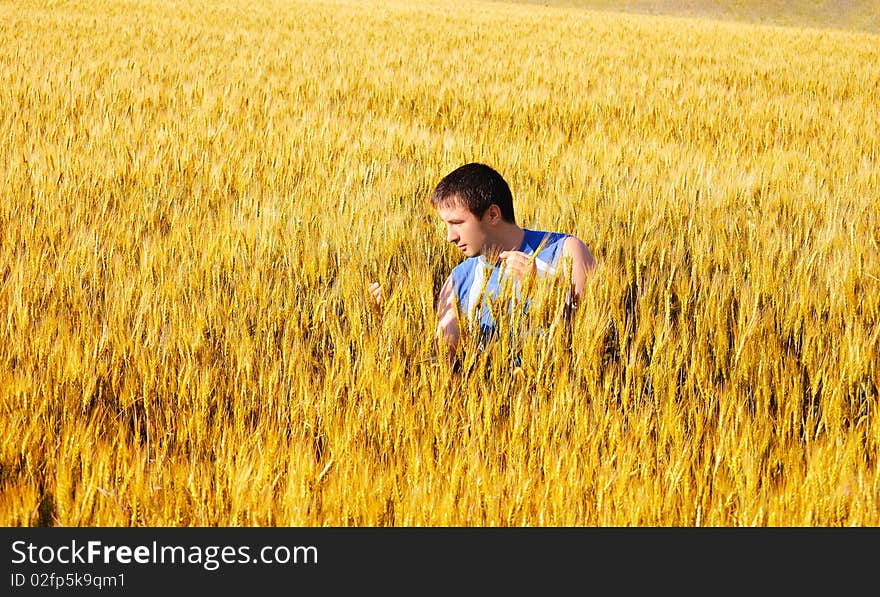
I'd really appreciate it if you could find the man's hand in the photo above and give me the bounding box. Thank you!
[498,250,536,282]
[368,281,383,308]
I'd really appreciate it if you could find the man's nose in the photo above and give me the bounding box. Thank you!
[446,227,458,243]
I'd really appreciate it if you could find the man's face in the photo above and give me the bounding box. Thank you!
[437,201,491,258]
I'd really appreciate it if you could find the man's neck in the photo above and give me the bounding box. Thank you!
[484,224,525,260]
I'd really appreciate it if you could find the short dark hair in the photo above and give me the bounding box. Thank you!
[430,162,515,222]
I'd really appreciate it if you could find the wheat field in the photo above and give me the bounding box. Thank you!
[1,0,878,526]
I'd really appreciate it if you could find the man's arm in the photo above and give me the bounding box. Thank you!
[561,235,596,311]
[435,275,460,361]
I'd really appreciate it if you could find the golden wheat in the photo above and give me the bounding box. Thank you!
[0,0,877,526]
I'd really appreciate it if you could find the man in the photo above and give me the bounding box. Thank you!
[369,162,595,364]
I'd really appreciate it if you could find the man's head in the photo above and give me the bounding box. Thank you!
[430,162,515,222]
[431,163,517,258]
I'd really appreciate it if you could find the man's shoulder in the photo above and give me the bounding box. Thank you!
[523,228,570,259]
[525,227,568,245]
[560,234,587,250]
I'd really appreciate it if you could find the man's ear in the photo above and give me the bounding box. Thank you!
[486,204,501,224]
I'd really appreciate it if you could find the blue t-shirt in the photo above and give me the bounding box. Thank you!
[448,228,569,341]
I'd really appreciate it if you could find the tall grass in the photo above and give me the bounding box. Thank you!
[1,0,877,525]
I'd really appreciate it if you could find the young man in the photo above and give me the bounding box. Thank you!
[369,162,595,362]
